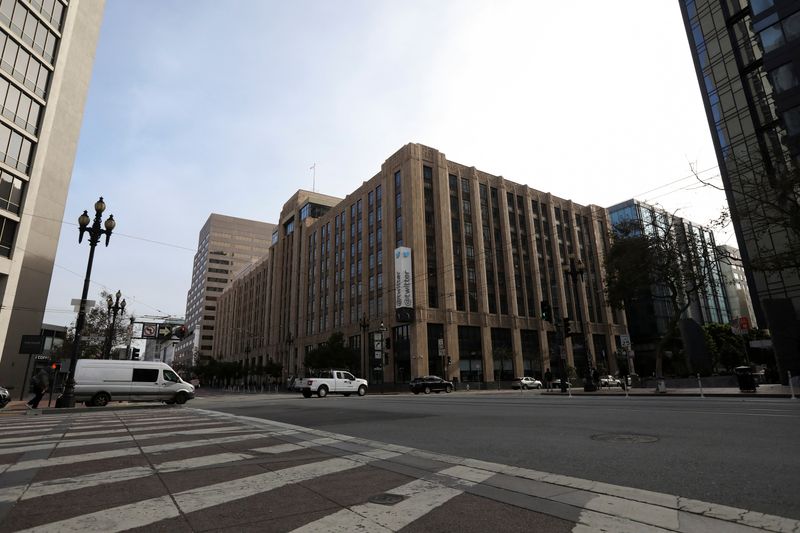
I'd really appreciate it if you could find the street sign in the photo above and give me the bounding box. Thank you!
[437,338,444,356]
[70,299,95,312]
[157,325,173,338]
[142,324,158,339]
[19,335,43,354]
[374,350,382,360]
[620,335,631,348]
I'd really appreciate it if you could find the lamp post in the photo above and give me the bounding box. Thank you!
[103,290,126,359]
[564,257,595,391]
[60,197,115,408]
[359,315,369,379]
[378,320,387,385]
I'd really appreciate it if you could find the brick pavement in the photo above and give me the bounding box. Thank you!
[0,407,797,532]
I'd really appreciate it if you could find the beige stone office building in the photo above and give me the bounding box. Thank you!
[0,0,104,396]
[214,144,629,384]
[174,213,275,368]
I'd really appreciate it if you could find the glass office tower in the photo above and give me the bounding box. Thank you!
[679,0,800,380]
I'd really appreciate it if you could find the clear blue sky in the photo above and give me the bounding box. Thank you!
[44,0,725,326]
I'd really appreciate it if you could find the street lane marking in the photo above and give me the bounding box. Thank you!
[17,451,395,532]
[15,494,180,533]
[292,478,464,533]
[0,467,153,502]
[156,452,254,472]
[6,448,141,472]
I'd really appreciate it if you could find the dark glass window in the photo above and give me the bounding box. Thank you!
[0,214,15,257]
[0,169,23,214]
[132,368,159,382]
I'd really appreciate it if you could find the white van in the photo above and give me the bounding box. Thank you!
[73,360,195,407]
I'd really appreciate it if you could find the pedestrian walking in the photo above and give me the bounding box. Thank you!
[27,368,49,409]
[544,368,553,391]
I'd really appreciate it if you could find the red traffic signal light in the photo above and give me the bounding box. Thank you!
[171,325,188,339]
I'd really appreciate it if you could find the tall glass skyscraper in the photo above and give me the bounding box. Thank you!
[679,0,800,380]
[0,0,105,396]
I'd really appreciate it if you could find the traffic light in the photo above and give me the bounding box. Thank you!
[132,348,141,360]
[172,325,188,339]
[384,337,391,350]
[540,300,552,322]
[563,318,572,337]
[50,362,60,371]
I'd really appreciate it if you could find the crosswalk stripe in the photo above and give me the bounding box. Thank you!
[15,494,180,533]
[174,452,393,514]
[6,448,141,472]
[61,420,228,438]
[292,478,464,532]
[2,467,153,502]
[251,436,345,454]
[156,452,253,472]
[0,425,250,456]
[14,451,395,532]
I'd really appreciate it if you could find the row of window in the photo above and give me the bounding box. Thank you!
[0,29,49,99]
[0,0,59,63]
[757,9,800,54]
[0,73,39,134]
[22,0,64,30]
[0,120,31,173]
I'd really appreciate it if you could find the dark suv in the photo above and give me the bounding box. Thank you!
[410,376,453,394]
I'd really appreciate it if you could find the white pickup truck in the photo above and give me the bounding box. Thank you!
[297,369,368,398]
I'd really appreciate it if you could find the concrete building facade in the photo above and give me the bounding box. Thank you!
[214,144,629,384]
[679,0,800,379]
[0,0,104,395]
[174,213,275,368]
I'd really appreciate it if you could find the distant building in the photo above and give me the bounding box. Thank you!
[679,0,800,379]
[717,244,758,329]
[174,214,275,368]
[0,1,105,396]
[213,144,629,384]
[608,199,730,375]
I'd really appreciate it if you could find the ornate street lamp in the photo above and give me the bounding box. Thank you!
[564,257,595,391]
[103,290,126,359]
[59,197,115,408]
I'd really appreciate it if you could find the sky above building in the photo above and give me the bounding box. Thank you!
[43,0,728,327]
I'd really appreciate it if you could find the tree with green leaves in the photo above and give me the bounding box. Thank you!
[605,214,717,380]
[56,290,131,360]
[303,332,359,374]
[702,322,746,373]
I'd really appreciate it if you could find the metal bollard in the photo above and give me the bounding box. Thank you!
[790,371,796,400]
[697,373,704,398]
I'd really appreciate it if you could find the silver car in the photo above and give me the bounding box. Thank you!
[512,376,542,390]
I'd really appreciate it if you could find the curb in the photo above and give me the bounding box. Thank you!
[28,403,177,415]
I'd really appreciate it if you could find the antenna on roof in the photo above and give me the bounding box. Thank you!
[309,163,316,192]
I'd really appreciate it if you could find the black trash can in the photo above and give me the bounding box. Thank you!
[735,366,757,392]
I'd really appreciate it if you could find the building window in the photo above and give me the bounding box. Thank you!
[769,63,798,94]
[0,214,16,257]
[0,170,23,214]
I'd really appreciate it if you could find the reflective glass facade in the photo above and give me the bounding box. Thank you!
[680,0,800,378]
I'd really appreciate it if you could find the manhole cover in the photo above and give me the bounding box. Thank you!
[368,493,405,506]
[591,433,659,444]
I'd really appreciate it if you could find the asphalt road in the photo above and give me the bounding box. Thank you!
[196,391,800,520]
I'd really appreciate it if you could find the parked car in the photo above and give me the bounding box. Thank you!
[0,385,9,408]
[600,375,623,388]
[72,360,195,406]
[410,376,453,394]
[511,376,542,390]
[550,378,571,389]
